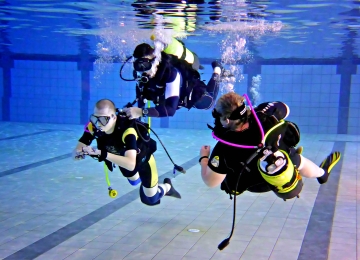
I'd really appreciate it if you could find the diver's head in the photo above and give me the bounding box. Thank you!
[133,43,159,78]
[90,99,117,134]
[213,92,249,131]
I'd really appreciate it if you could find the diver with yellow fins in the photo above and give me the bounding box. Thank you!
[201,92,341,199]
[199,92,341,250]
[121,35,227,119]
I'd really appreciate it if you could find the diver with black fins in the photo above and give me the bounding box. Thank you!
[198,92,341,250]
[121,40,227,119]
[73,99,181,206]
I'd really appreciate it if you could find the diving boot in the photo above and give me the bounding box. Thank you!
[211,61,233,79]
[212,60,223,70]
[164,178,181,199]
[317,151,341,184]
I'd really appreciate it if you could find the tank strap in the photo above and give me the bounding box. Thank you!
[281,169,299,189]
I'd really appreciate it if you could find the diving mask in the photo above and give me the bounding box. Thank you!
[90,114,111,127]
[133,57,155,72]
[212,103,247,120]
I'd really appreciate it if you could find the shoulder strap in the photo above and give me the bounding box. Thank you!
[122,128,138,143]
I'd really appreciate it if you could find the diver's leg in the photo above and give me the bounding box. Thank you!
[127,172,141,186]
[205,61,222,100]
[119,168,141,186]
[206,74,220,99]
[297,155,324,178]
[316,152,341,184]
[139,155,180,206]
[192,53,201,71]
[298,152,341,184]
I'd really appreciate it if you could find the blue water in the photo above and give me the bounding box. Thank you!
[0,1,359,260]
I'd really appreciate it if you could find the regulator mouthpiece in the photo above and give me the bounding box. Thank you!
[218,238,230,251]
[174,164,186,174]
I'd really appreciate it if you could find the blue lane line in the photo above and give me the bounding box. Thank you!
[298,141,345,260]
[3,157,198,260]
[0,153,72,178]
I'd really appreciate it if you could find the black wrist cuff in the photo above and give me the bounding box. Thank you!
[199,156,209,164]
[98,150,108,162]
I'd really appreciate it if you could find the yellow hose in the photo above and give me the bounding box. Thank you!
[104,163,110,186]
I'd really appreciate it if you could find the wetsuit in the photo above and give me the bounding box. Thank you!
[136,53,220,116]
[208,102,301,196]
[208,113,271,195]
[78,118,165,206]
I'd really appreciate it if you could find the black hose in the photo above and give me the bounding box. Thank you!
[119,56,137,82]
[117,107,185,174]
[218,147,265,251]
[148,126,186,174]
[218,162,248,250]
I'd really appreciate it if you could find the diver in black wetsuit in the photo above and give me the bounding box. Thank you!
[73,99,181,206]
[123,43,223,119]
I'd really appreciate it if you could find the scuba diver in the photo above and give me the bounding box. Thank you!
[122,42,224,119]
[199,92,341,250]
[200,92,341,196]
[73,99,181,206]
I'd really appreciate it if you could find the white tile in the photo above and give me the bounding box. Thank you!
[2,127,360,260]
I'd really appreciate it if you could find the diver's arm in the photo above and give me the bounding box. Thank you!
[146,71,181,117]
[74,141,87,151]
[106,150,136,171]
[107,131,138,171]
[74,130,95,160]
[72,141,88,160]
[84,133,138,171]
[84,148,137,171]
[147,96,179,117]
[199,145,226,187]
[200,161,226,188]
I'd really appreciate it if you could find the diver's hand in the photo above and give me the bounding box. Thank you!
[82,146,100,156]
[200,145,211,157]
[73,150,85,161]
[123,107,143,119]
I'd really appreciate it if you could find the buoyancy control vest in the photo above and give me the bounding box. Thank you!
[86,115,157,172]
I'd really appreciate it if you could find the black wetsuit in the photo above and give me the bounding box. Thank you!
[79,117,164,205]
[208,114,271,195]
[136,54,180,117]
[136,53,220,117]
[208,102,301,196]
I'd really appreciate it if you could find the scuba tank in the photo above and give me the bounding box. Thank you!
[151,35,201,70]
[258,148,303,201]
[256,118,303,201]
